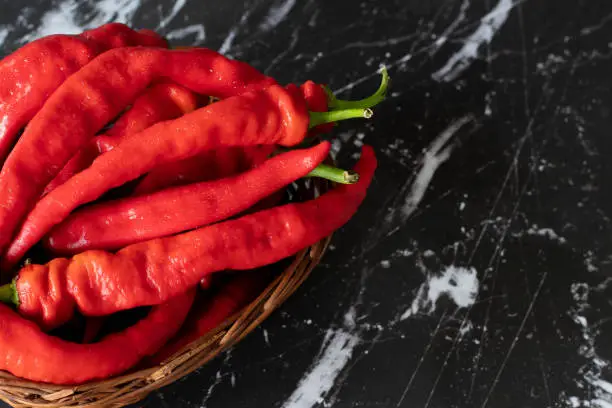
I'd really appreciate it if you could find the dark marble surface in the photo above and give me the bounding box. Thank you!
[2,0,612,407]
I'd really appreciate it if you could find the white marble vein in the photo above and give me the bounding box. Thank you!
[218,8,252,55]
[430,0,470,54]
[165,24,206,44]
[432,0,518,82]
[525,225,567,244]
[281,308,359,408]
[260,0,297,32]
[19,0,142,43]
[397,114,474,224]
[201,350,233,408]
[0,26,8,46]
[157,0,187,30]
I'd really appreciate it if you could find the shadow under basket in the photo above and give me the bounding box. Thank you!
[0,174,333,407]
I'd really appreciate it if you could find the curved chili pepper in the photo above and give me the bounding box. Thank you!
[133,146,280,291]
[0,145,376,329]
[102,82,200,138]
[193,179,286,290]
[131,79,326,196]
[132,145,274,196]
[44,142,331,253]
[42,82,199,196]
[0,47,278,259]
[0,23,166,166]
[150,271,272,364]
[0,289,194,384]
[3,84,372,269]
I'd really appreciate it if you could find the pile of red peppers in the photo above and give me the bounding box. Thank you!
[0,23,386,385]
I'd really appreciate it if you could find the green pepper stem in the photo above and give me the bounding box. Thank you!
[326,66,390,110]
[307,164,360,184]
[0,281,18,306]
[309,108,373,128]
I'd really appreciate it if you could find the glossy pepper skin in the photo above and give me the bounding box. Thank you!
[299,81,334,135]
[150,272,272,364]
[0,46,277,259]
[10,145,376,329]
[42,82,199,196]
[3,84,309,269]
[0,290,194,384]
[133,82,329,196]
[132,80,325,195]
[45,142,330,253]
[132,145,274,195]
[0,23,167,166]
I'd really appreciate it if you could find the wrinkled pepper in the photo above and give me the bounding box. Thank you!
[0,23,166,166]
[4,84,371,269]
[0,290,194,384]
[0,46,278,259]
[45,142,332,253]
[51,80,198,341]
[0,145,377,329]
[42,82,199,196]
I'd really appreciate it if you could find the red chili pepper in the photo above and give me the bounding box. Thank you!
[132,145,274,196]
[42,82,199,196]
[0,145,376,329]
[0,23,166,166]
[67,80,198,343]
[132,81,327,196]
[133,148,279,294]
[151,271,272,364]
[44,142,331,253]
[0,289,194,384]
[2,84,326,268]
[0,47,277,259]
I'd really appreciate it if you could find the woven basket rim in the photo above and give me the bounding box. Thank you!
[0,176,333,408]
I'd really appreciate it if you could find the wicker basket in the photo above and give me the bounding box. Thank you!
[0,176,333,407]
